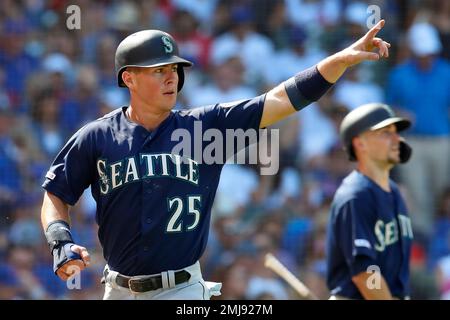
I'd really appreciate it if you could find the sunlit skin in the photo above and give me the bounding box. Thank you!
[358,124,401,166]
[121,64,179,131]
[354,124,401,192]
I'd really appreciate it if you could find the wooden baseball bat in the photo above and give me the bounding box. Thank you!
[264,253,319,300]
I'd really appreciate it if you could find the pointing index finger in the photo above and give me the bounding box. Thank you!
[365,19,385,40]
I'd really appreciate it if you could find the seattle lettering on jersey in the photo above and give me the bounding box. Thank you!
[96,153,199,195]
[374,214,413,252]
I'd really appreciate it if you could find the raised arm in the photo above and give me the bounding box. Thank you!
[260,20,390,128]
[41,191,90,281]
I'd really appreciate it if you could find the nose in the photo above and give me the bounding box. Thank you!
[391,132,402,147]
[392,131,400,141]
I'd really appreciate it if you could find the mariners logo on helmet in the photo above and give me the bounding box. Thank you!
[162,36,173,53]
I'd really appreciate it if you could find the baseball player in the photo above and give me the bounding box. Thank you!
[41,20,391,300]
[326,103,414,300]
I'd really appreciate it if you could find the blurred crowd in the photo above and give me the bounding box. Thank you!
[0,0,449,300]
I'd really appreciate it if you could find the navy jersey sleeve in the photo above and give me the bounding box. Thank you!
[334,195,378,276]
[42,125,96,206]
[189,95,266,158]
[213,95,266,132]
[189,94,266,132]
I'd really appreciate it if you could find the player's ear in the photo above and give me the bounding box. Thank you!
[122,69,135,89]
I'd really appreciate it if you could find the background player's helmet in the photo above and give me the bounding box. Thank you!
[340,103,412,163]
[115,30,193,91]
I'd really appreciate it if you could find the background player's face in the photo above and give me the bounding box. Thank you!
[358,124,401,165]
[126,64,179,111]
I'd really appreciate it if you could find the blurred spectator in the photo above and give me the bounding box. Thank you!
[285,0,342,47]
[210,3,275,88]
[140,0,171,30]
[0,246,51,299]
[186,55,257,106]
[431,0,450,60]
[8,198,41,248]
[0,110,22,213]
[256,0,291,50]
[343,1,368,40]
[107,1,140,34]
[0,68,12,110]
[60,65,102,133]
[333,65,384,110]
[409,242,440,299]
[41,52,73,98]
[0,13,38,109]
[297,97,341,166]
[79,3,108,64]
[428,187,450,270]
[282,216,314,265]
[219,255,251,299]
[172,0,219,28]
[171,10,212,69]
[246,276,289,299]
[213,164,259,217]
[95,34,119,89]
[285,0,341,28]
[29,89,66,157]
[45,29,79,64]
[263,25,327,86]
[436,255,450,299]
[302,210,330,299]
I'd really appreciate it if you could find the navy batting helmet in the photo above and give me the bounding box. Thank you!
[115,30,193,91]
[340,103,412,163]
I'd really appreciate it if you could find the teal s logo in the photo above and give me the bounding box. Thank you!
[162,36,173,53]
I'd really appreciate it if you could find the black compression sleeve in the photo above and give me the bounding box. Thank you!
[283,65,333,111]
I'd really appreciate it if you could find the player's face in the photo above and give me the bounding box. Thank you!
[359,124,401,166]
[128,64,179,110]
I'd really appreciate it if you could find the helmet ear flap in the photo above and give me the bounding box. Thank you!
[345,136,358,161]
[399,139,412,163]
[177,67,185,92]
[347,144,357,161]
[118,68,126,87]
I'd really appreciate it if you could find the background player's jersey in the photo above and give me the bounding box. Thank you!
[326,170,413,299]
[42,95,265,276]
